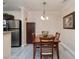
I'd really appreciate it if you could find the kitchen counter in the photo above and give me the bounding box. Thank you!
[3,31,12,34]
[3,31,12,59]
[3,29,19,34]
[3,29,20,59]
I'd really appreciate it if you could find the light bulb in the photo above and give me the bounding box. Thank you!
[46,17,48,20]
[41,16,45,20]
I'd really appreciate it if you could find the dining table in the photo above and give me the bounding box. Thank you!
[33,34,60,59]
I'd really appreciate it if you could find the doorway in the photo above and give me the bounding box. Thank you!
[26,22,35,44]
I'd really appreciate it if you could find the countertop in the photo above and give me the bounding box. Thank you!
[3,31,12,34]
[3,29,18,34]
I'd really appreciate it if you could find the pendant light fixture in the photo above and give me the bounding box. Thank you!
[41,2,48,20]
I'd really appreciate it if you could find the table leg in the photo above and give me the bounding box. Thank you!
[33,44,36,59]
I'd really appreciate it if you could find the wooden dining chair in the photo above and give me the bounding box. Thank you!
[32,33,40,59]
[32,33,35,43]
[54,32,60,48]
[54,32,60,40]
[40,37,54,59]
[54,32,60,59]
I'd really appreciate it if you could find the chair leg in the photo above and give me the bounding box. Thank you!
[40,54,42,59]
[40,50,42,59]
[52,53,53,59]
[52,46,53,59]
[40,45,42,59]
[56,44,59,59]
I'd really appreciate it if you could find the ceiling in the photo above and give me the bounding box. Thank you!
[3,0,67,11]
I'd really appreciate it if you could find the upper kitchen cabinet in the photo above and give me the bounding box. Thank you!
[3,13,14,20]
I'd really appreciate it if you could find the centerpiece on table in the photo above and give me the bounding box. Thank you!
[42,31,49,37]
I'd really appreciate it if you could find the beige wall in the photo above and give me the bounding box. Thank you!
[4,11,22,19]
[61,0,75,53]
[59,0,75,59]
[20,7,28,46]
[28,11,61,35]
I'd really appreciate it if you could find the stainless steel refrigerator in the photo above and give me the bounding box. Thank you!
[7,20,22,47]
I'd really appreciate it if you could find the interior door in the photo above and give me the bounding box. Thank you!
[26,22,35,44]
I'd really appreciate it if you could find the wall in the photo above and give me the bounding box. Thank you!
[4,11,22,20]
[59,0,75,59]
[20,7,28,46]
[28,11,61,35]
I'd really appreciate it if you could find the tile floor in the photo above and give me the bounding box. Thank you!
[11,44,58,59]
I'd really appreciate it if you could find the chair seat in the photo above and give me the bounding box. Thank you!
[42,53,52,55]
[41,48,52,55]
[41,48,53,56]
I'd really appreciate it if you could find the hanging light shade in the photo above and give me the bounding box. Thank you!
[41,16,48,20]
[41,2,48,20]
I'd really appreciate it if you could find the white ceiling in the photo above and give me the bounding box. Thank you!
[3,0,67,11]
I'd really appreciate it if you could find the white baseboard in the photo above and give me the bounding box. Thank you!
[60,42,75,57]
[21,44,27,47]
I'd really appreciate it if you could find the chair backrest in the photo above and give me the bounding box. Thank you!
[40,36,54,45]
[32,33,35,43]
[55,32,60,40]
[40,36,54,56]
